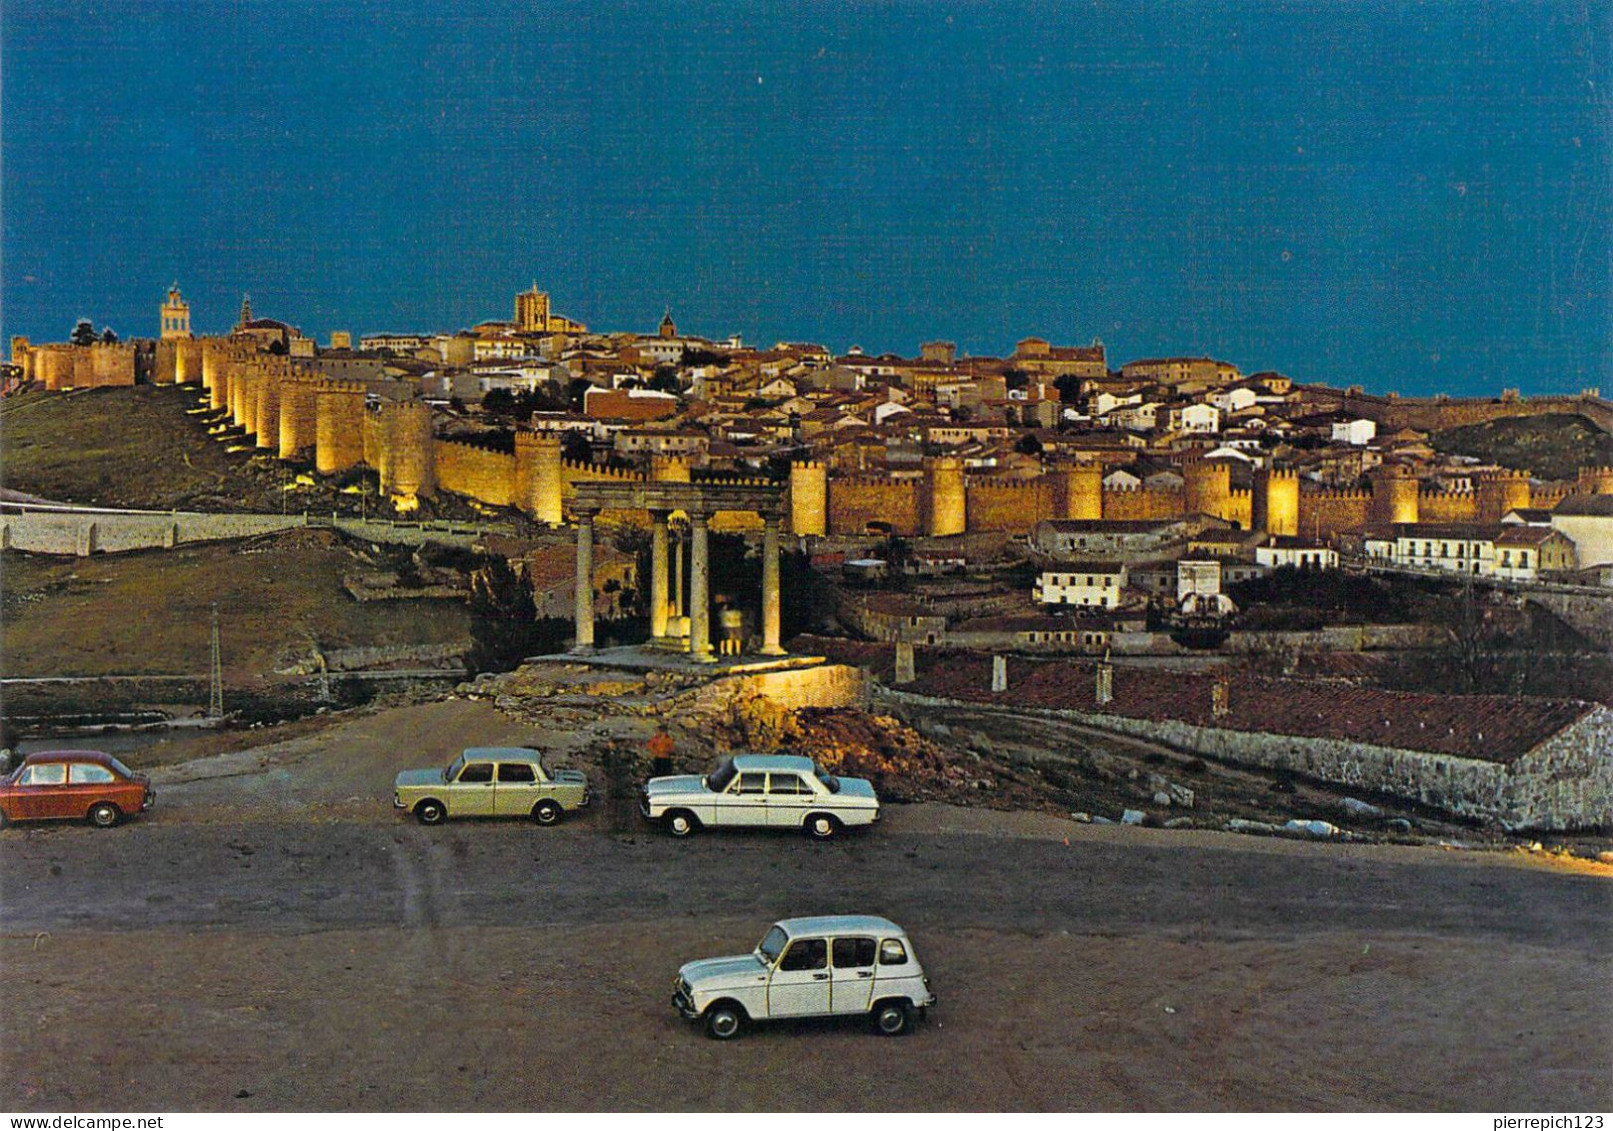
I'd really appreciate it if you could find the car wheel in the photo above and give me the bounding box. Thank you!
[805,813,839,840]
[532,800,562,826]
[873,1000,912,1036]
[666,810,698,838]
[705,1003,745,1040]
[415,799,447,826]
[88,802,122,829]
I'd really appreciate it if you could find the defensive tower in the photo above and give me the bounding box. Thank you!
[921,456,967,537]
[1371,464,1421,525]
[788,461,829,537]
[1253,467,1300,536]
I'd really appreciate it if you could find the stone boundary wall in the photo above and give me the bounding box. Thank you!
[322,642,469,672]
[944,624,1445,656]
[0,509,520,555]
[1,511,306,555]
[873,687,1611,830]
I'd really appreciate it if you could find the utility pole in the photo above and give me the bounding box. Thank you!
[209,604,224,719]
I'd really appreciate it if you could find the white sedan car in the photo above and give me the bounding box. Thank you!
[640,754,880,839]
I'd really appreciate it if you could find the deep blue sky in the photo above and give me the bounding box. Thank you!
[4,1,1608,396]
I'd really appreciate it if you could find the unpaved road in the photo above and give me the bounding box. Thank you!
[1,699,1609,1111]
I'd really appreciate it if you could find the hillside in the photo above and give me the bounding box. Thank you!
[1,528,471,679]
[1431,413,1613,481]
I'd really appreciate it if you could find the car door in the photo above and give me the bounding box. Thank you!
[765,772,813,828]
[66,761,119,819]
[719,771,769,828]
[14,761,70,820]
[449,761,497,817]
[766,937,831,1018]
[829,936,878,1014]
[493,761,541,817]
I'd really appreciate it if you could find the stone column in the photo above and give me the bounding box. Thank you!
[760,512,785,655]
[688,511,714,662]
[650,510,670,641]
[572,510,596,654]
[672,527,685,618]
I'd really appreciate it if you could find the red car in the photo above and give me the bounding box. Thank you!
[0,750,153,828]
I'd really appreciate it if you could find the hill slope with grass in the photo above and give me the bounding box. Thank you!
[1431,413,1613,481]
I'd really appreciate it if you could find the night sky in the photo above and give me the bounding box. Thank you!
[4,1,1608,396]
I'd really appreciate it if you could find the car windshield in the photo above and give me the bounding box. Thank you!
[815,769,841,794]
[706,758,736,793]
[443,754,466,782]
[756,925,788,965]
[107,756,136,778]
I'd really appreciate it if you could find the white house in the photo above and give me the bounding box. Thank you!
[1092,391,1143,418]
[1034,563,1128,608]
[1254,537,1338,570]
[1331,418,1378,446]
[1209,386,1259,414]
[1168,403,1221,434]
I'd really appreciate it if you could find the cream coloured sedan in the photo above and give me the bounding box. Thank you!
[394,747,589,826]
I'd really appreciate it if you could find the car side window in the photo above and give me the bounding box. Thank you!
[68,763,115,784]
[778,938,828,971]
[878,938,908,966]
[497,762,536,783]
[732,772,767,795]
[19,764,67,786]
[457,763,494,783]
[832,937,877,969]
[767,774,808,795]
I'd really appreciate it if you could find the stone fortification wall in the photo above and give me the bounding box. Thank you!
[435,438,517,507]
[921,457,966,536]
[1048,463,1104,521]
[788,461,828,536]
[28,343,135,390]
[278,376,320,459]
[513,433,563,523]
[377,401,436,500]
[964,477,1053,533]
[875,687,1610,830]
[1418,489,1476,524]
[1101,486,1185,521]
[316,381,367,474]
[828,476,921,535]
[1296,490,1373,541]
[253,355,292,450]
[1298,387,1613,435]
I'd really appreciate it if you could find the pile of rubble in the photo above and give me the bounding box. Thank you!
[776,709,1057,809]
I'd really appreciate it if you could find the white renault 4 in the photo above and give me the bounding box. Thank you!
[672,915,936,1039]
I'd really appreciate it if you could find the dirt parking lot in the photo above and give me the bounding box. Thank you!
[2,698,1609,1111]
